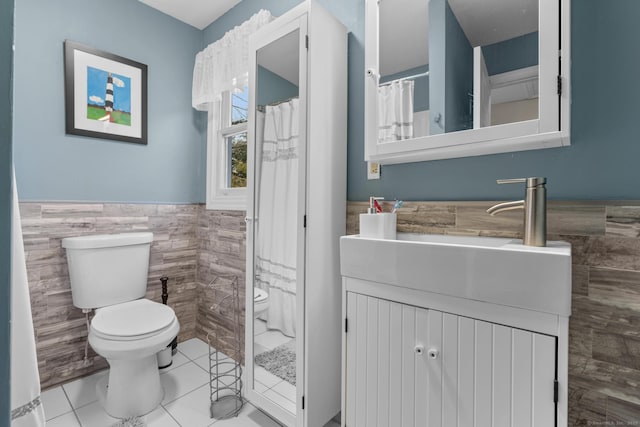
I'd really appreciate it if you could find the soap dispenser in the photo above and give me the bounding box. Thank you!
[359,197,397,239]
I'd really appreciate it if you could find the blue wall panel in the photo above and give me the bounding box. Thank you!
[444,1,473,133]
[14,0,640,204]
[13,0,206,203]
[0,0,13,423]
[483,32,539,76]
[348,0,640,201]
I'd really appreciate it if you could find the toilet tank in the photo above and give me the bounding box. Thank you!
[62,232,153,309]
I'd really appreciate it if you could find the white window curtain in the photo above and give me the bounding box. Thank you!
[378,80,415,142]
[192,9,273,111]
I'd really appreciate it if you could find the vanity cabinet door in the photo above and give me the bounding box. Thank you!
[344,292,557,427]
[345,292,441,427]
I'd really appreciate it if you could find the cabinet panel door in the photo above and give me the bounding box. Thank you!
[345,293,439,427]
[344,293,557,427]
[439,316,557,427]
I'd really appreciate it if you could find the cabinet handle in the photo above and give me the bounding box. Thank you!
[428,348,439,359]
[414,345,424,355]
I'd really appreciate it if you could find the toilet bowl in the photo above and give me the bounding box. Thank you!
[62,232,180,419]
[254,288,270,318]
[89,298,179,417]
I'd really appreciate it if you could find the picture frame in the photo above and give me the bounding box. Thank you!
[64,40,147,145]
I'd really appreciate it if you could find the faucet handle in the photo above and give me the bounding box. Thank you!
[497,177,546,187]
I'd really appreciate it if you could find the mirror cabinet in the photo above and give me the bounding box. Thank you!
[245,2,347,426]
[365,0,571,164]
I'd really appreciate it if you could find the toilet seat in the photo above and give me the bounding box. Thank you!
[254,288,269,302]
[91,299,177,341]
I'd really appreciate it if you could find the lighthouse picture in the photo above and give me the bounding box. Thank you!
[65,40,147,144]
[86,66,132,126]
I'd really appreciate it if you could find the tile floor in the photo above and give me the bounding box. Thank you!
[253,320,296,413]
[41,338,340,427]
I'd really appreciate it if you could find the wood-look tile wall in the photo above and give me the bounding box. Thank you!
[20,202,199,390]
[347,200,640,424]
[21,199,640,423]
[194,209,246,363]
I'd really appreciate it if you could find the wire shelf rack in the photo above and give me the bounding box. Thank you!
[206,275,244,420]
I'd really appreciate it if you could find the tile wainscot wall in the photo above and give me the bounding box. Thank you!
[20,200,640,424]
[20,202,201,389]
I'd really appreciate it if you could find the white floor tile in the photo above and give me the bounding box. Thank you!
[178,338,211,360]
[262,389,297,416]
[160,361,210,404]
[271,380,296,403]
[194,354,239,376]
[254,380,269,394]
[144,405,181,427]
[254,319,268,335]
[254,343,269,356]
[46,411,82,427]
[62,370,108,409]
[254,367,282,389]
[75,400,179,427]
[193,354,211,372]
[211,402,283,426]
[162,384,214,427]
[41,386,73,420]
[253,331,290,351]
[74,401,119,427]
[159,351,191,373]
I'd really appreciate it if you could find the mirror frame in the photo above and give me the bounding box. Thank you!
[364,0,571,165]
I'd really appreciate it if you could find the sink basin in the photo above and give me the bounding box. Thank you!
[340,232,572,316]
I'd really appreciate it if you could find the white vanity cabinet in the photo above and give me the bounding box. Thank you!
[340,232,572,427]
[344,292,557,427]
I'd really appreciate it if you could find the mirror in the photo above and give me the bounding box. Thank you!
[379,0,538,140]
[365,0,568,164]
[251,27,300,416]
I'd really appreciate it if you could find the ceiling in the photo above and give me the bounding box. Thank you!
[380,0,538,77]
[448,0,538,47]
[257,30,300,86]
[139,0,241,30]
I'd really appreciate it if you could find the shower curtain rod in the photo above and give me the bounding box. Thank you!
[257,96,299,112]
[379,70,429,87]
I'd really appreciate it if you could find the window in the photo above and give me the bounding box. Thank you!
[206,86,249,210]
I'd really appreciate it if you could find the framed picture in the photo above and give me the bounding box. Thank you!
[64,40,147,145]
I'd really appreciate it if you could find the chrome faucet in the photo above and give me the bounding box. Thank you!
[487,177,547,247]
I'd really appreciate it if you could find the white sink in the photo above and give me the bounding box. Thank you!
[340,232,572,316]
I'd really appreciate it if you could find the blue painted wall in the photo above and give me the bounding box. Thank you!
[202,0,301,44]
[14,0,640,204]
[13,0,206,203]
[428,0,446,136]
[444,1,473,132]
[257,66,299,106]
[349,0,640,201]
[483,32,539,76]
[0,0,13,423]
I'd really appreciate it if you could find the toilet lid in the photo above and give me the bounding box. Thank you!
[92,299,176,338]
[254,288,268,303]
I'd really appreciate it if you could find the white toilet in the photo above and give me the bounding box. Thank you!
[62,232,180,418]
[254,287,270,318]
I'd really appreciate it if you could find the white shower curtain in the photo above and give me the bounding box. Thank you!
[378,80,415,142]
[255,98,299,338]
[11,172,45,426]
